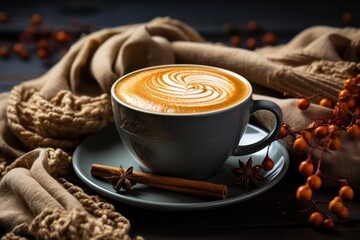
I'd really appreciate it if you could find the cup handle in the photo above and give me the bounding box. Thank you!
[232,99,282,156]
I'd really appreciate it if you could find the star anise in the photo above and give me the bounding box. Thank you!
[232,157,266,190]
[107,166,138,192]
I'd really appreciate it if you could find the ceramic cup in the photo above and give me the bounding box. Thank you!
[111,64,282,180]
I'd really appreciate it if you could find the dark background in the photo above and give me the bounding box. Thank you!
[1,0,359,91]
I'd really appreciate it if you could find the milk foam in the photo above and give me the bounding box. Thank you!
[115,66,249,114]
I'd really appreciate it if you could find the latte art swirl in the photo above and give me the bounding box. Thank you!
[147,71,233,106]
[115,66,250,114]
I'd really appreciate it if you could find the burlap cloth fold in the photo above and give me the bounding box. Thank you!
[0,17,359,239]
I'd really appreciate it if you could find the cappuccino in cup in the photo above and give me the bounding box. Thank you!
[111,64,282,179]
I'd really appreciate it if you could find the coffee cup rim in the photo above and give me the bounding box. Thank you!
[111,64,253,116]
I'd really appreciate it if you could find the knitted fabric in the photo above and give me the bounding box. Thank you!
[6,85,113,150]
[28,179,132,240]
[1,148,137,240]
[2,85,130,238]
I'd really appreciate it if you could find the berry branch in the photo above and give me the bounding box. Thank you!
[278,74,359,230]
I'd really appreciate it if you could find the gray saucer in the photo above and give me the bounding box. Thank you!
[73,124,289,211]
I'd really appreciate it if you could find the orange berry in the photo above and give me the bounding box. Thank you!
[31,14,42,25]
[307,175,322,190]
[278,125,287,138]
[339,102,349,111]
[327,137,341,151]
[36,48,48,59]
[302,131,312,142]
[296,185,313,203]
[333,102,348,116]
[293,137,308,151]
[17,49,30,59]
[328,124,340,136]
[337,207,349,221]
[338,89,351,102]
[314,126,328,139]
[346,97,356,109]
[342,12,353,24]
[356,119,360,127]
[329,199,344,215]
[309,212,324,227]
[323,218,335,230]
[339,185,354,201]
[246,19,259,32]
[37,39,49,49]
[333,196,343,202]
[24,26,36,37]
[54,31,72,43]
[230,35,241,46]
[355,108,360,118]
[346,124,360,138]
[299,161,314,177]
[297,98,310,110]
[13,43,24,53]
[343,78,356,92]
[0,11,9,23]
[355,75,360,84]
[246,37,257,50]
[262,31,276,45]
[0,46,10,58]
[319,98,333,108]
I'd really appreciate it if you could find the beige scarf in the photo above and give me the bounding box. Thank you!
[0,17,359,239]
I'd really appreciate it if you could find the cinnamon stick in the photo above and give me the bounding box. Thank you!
[91,163,227,200]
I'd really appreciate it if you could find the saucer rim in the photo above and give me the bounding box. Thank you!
[72,123,290,211]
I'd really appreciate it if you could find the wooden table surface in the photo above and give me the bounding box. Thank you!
[1,1,360,239]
